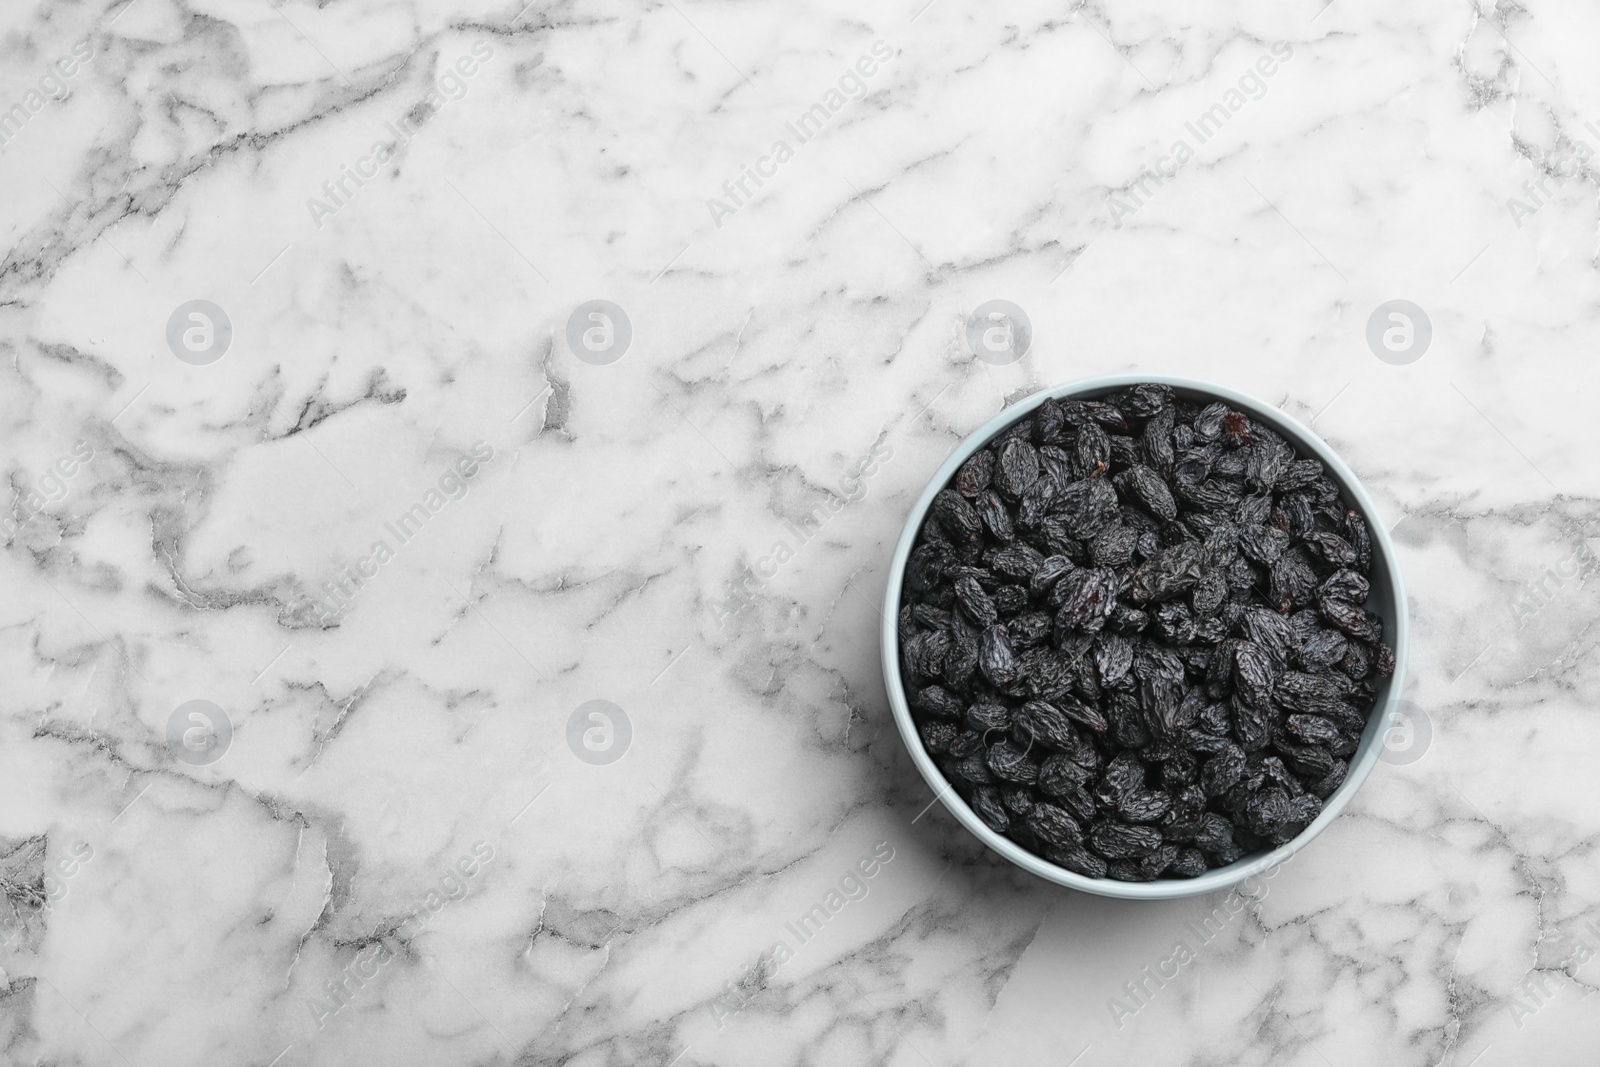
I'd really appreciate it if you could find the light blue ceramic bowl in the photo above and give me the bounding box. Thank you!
[881,373,1408,900]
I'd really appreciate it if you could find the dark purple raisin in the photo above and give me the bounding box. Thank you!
[1089,821,1165,860]
[1026,803,1085,849]
[986,741,1039,785]
[970,787,1010,832]
[956,451,995,498]
[994,438,1041,500]
[1045,844,1108,879]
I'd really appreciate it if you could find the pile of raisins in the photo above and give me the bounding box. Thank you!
[898,383,1393,882]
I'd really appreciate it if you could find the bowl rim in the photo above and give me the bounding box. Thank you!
[880,372,1409,900]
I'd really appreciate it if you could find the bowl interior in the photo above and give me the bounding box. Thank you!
[881,373,1408,900]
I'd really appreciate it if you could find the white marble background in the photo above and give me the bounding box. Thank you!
[2,0,1599,1062]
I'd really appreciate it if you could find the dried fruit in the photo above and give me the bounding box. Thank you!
[995,438,1040,500]
[976,624,1017,688]
[1027,803,1084,849]
[975,490,1015,543]
[1046,844,1108,879]
[1052,567,1119,635]
[971,787,1010,832]
[954,575,997,626]
[900,385,1387,880]
[1089,821,1165,860]
[956,451,995,498]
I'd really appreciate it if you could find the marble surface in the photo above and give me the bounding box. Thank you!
[3,0,1600,1063]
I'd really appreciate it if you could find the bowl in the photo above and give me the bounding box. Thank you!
[880,373,1408,900]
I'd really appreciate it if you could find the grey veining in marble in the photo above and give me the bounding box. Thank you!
[2,0,1599,1063]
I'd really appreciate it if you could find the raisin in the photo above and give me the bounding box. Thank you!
[1345,508,1372,572]
[1231,695,1273,753]
[970,787,1010,832]
[1094,633,1134,687]
[950,751,995,785]
[1239,523,1290,565]
[1298,630,1348,671]
[1027,803,1085,849]
[1275,458,1323,493]
[1038,754,1091,796]
[1089,822,1165,860]
[1342,641,1372,680]
[1052,567,1119,636]
[919,721,957,753]
[1095,751,1146,807]
[1304,531,1357,567]
[1319,569,1369,604]
[954,575,997,626]
[1054,478,1121,539]
[1160,751,1198,790]
[1200,743,1247,797]
[1242,607,1299,665]
[1046,844,1108,879]
[1001,787,1037,816]
[977,624,1018,688]
[948,730,985,759]
[975,490,1015,543]
[1192,569,1228,617]
[1090,524,1140,567]
[1118,789,1173,824]
[1007,611,1053,649]
[1286,793,1323,826]
[1285,713,1341,747]
[1244,788,1291,835]
[994,438,1040,499]
[1143,407,1177,476]
[913,685,964,720]
[956,450,995,498]
[1269,553,1319,612]
[932,489,983,543]
[993,585,1029,616]
[1307,762,1346,799]
[986,741,1040,785]
[1034,399,1067,444]
[1121,383,1174,417]
[1193,403,1227,440]
[964,702,1011,734]
[1193,812,1235,853]
[1120,465,1179,521]
[1274,738,1335,779]
[942,626,980,688]
[1128,541,1204,603]
[1013,700,1086,750]
[1074,421,1111,479]
[1232,640,1277,708]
